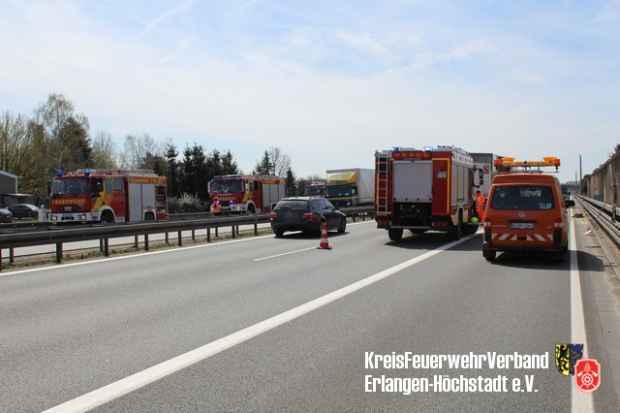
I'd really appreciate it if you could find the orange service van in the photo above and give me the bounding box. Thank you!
[482,157,574,262]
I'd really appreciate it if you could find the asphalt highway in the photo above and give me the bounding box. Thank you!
[0,219,617,412]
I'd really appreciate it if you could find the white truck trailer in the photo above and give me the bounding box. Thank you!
[325,168,374,208]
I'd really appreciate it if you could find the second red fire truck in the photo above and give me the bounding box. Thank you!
[375,146,479,241]
[208,175,286,215]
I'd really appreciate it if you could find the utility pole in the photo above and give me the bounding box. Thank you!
[579,154,582,183]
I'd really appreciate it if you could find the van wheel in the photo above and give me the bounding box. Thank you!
[483,247,496,262]
[388,228,403,242]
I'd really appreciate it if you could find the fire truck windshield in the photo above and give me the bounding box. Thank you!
[210,179,243,194]
[51,178,91,196]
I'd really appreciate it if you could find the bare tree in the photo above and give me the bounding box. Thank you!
[119,133,161,169]
[268,146,291,177]
[92,131,118,169]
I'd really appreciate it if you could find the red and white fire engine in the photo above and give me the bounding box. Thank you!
[375,146,478,241]
[49,169,168,224]
[208,175,286,214]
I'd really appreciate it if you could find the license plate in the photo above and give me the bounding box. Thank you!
[511,222,534,229]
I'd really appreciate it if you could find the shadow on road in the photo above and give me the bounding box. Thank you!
[276,231,350,240]
[384,232,483,252]
[489,250,603,272]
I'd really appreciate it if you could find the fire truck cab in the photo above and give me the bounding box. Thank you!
[375,146,478,241]
[50,169,168,224]
[482,157,573,262]
[208,175,285,215]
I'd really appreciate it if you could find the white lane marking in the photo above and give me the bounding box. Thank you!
[41,232,477,413]
[0,220,374,278]
[253,246,316,262]
[569,215,594,413]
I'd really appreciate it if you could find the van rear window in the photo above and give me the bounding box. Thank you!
[491,186,555,210]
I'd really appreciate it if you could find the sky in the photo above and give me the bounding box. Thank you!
[0,0,618,181]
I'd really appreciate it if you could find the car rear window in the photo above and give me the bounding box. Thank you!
[491,186,555,210]
[275,200,308,210]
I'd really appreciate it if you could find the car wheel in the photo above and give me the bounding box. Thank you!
[483,247,496,262]
[338,218,346,233]
[274,229,284,238]
[388,228,403,242]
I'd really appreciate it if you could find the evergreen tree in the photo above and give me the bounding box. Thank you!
[56,116,92,170]
[255,150,272,175]
[165,144,179,197]
[180,146,194,195]
[285,168,297,195]
[191,144,207,200]
[221,150,239,175]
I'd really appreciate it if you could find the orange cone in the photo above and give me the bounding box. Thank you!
[318,219,332,250]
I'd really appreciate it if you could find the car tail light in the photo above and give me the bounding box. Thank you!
[270,211,277,221]
[303,212,316,221]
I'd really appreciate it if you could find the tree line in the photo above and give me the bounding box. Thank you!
[0,93,316,206]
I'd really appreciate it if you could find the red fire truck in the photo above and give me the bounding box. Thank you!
[49,169,168,224]
[375,146,478,241]
[208,175,286,214]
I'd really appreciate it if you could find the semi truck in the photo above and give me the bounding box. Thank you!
[208,175,285,214]
[49,169,168,224]
[304,180,327,196]
[375,146,478,241]
[325,168,374,208]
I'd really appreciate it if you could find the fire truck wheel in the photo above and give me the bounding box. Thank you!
[450,211,464,240]
[462,223,478,235]
[388,228,403,242]
[483,246,496,262]
[100,211,114,225]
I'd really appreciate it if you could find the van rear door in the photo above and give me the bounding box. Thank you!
[488,184,558,243]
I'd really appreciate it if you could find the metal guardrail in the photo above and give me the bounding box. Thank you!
[576,194,620,248]
[0,206,374,270]
[0,212,215,233]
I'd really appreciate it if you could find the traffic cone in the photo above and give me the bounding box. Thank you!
[318,219,332,250]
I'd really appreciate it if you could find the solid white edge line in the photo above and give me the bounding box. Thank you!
[569,215,594,413]
[41,232,476,413]
[253,246,317,262]
[0,220,373,278]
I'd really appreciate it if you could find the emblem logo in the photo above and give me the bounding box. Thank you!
[554,343,583,376]
[575,359,601,392]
